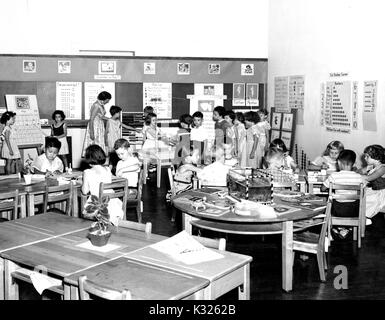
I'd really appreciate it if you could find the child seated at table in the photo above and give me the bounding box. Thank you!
[321,149,365,239]
[81,144,123,225]
[269,138,298,172]
[114,138,141,197]
[31,137,64,177]
[310,140,344,171]
[262,147,285,170]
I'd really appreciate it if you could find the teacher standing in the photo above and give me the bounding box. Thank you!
[82,91,111,156]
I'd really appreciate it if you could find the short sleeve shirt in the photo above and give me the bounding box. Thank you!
[32,154,64,173]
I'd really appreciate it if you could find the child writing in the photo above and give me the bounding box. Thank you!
[360,145,385,222]
[310,140,344,171]
[114,138,141,189]
[321,149,365,238]
[51,110,69,170]
[0,111,22,174]
[31,137,64,177]
[244,111,260,168]
[190,111,208,165]
[81,144,123,226]
[172,114,193,167]
[270,138,298,172]
[234,112,247,167]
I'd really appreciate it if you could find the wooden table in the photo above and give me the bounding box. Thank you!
[0,213,90,300]
[172,190,326,292]
[64,257,210,300]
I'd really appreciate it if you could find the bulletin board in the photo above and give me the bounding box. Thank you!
[270,107,297,154]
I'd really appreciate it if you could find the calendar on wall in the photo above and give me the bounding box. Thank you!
[5,95,44,146]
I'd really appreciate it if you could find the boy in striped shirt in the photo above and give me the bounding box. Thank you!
[321,149,365,238]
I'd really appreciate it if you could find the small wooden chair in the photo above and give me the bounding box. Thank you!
[0,189,19,221]
[78,275,131,300]
[118,219,152,234]
[327,182,366,248]
[292,202,331,282]
[43,183,74,216]
[167,166,177,222]
[126,170,144,223]
[192,235,226,251]
[99,178,128,219]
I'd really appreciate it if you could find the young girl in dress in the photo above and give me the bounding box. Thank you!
[234,112,247,168]
[51,110,69,170]
[360,145,385,222]
[256,109,271,168]
[0,111,22,174]
[311,140,344,171]
[224,110,236,160]
[270,138,298,171]
[81,144,123,226]
[244,111,260,168]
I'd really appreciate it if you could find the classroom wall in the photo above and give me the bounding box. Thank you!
[268,0,385,166]
[0,0,268,58]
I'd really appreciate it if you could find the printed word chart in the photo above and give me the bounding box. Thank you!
[56,82,82,119]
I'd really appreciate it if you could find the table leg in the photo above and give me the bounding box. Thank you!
[72,188,78,218]
[63,284,71,300]
[282,220,294,292]
[27,194,35,217]
[157,158,161,188]
[143,160,148,185]
[70,285,79,300]
[182,213,193,235]
[0,257,4,300]
[238,264,250,300]
[4,259,19,300]
[19,195,27,219]
[308,183,314,194]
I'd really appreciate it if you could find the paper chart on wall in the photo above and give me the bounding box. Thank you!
[289,75,304,125]
[325,81,351,133]
[352,81,358,130]
[362,80,377,131]
[274,76,289,112]
[56,82,82,119]
[320,83,325,126]
[143,82,172,119]
[84,82,115,119]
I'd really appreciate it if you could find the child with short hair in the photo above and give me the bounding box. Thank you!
[31,137,63,177]
[51,110,69,170]
[360,144,385,222]
[114,138,141,188]
[270,138,298,171]
[172,114,193,167]
[81,144,123,226]
[234,112,247,167]
[0,111,22,174]
[321,149,365,238]
[244,111,260,168]
[311,140,344,171]
[190,111,208,165]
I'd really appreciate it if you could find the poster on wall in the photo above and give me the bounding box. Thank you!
[271,112,282,130]
[282,113,294,131]
[274,76,289,112]
[325,81,351,133]
[280,131,292,149]
[270,130,280,142]
[143,83,172,119]
[208,64,220,75]
[289,75,305,125]
[352,81,358,130]
[246,83,259,106]
[84,82,115,119]
[320,83,325,126]
[56,82,82,119]
[144,62,156,75]
[23,60,36,73]
[241,63,254,76]
[362,80,377,131]
[58,61,71,74]
[232,83,245,106]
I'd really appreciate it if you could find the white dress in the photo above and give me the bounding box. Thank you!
[365,165,385,218]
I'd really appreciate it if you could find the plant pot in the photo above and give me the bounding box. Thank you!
[87,230,111,247]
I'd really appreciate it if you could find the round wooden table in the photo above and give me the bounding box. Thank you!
[172,189,326,292]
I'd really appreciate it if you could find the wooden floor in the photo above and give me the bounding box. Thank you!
[16,169,385,299]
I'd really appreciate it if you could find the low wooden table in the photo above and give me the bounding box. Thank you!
[172,189,326,292]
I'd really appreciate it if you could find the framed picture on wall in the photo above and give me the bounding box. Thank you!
[280,131,292,150]
[203,85,215,95]
[282,113,294,131]
[23,60,36,73]
[144,62,155,74]
[98,61,116,74]
[271,112,282,129]
[177,63,190,75]
[270,129,280,142]
[208,63,220,75]
[58,60,71,74]
[233,83,245,99]
[241,63,254,75]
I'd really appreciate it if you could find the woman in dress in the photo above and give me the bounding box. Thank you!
[82,91,111,157]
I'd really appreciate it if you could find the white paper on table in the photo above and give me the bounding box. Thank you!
[31,174,46,181]
[76,241,121,253]
[150,231,224,265]
[23,270,62,295]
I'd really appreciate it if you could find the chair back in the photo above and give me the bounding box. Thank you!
[192,235,226,251]
[99,178,128,215]
[78,275,131,300]
[43,183,74,216]
[167,166,176,192]
[0,189,19,220]
[118,220,152,234]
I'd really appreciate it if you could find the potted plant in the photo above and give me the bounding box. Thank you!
[83,195,112,247]
[22,156,34,184]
